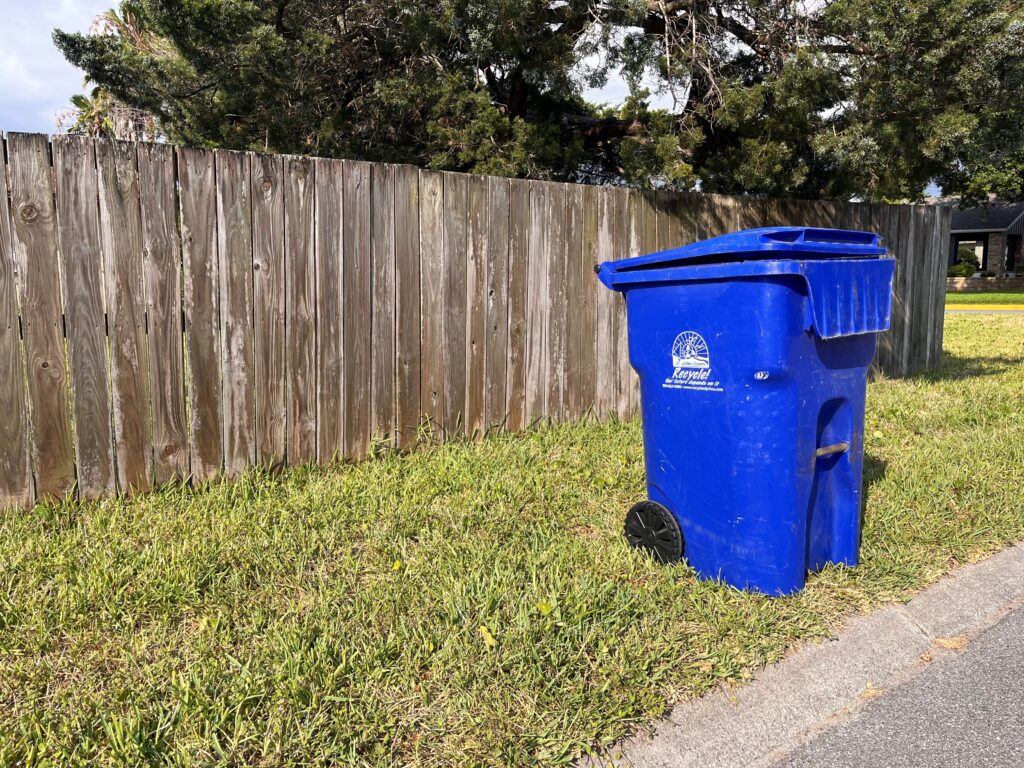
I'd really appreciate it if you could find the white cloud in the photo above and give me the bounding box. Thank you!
[0,0,111,134]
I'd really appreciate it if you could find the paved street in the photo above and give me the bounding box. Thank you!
[777,605,1024,768]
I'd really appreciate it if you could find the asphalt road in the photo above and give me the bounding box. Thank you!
[777,605,1024,768]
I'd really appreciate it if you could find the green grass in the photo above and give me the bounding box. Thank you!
[2,315,1023,767]
[946,291,1024,304]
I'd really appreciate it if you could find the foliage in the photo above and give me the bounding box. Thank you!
[948,247,981,277]
[2,315,1023,766]
[52,1,1024,199]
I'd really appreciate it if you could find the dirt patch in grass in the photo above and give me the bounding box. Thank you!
[1,315,1022,766]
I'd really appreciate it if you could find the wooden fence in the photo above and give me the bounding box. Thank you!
[0,133,951,508]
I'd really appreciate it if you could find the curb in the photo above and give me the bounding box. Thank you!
[581,542,1024,768]
[945,304,1024,312]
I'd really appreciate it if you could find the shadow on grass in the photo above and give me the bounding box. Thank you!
[911,352,1023,383]
[859,453,888,542]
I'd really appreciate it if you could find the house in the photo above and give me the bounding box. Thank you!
[948,201,1024,276]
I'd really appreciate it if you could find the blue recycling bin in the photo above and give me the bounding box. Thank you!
[597,227,895,595]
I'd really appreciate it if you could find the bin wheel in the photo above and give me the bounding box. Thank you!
[624,501,684,564]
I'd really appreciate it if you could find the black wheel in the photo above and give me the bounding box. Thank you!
[624,500,684,564]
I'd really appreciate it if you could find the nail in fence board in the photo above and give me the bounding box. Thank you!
[7,133,76,500]
[138,142,188,483]
[370,163,397,445]
[315,158,344,462]
[97,138,153,493]
[394,164,420,449]
[442,172,469,438]
[283,155,317,463]
[52,136,114,499]
[252,152,287,469]
[505,180,530,433]
[177,146,223,481]
[343,161,372,459]
[0,138,33,508]
[484,176,510,433]
[465,174,487,439]
[216,151,255,477]
[419,171,445,438]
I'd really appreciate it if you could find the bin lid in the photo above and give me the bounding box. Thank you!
[596,226,895,339]
[602,226,885,276]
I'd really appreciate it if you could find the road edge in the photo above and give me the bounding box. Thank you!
[581,542,1024,768]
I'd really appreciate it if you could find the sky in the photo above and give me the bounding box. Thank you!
[0,0,111,134]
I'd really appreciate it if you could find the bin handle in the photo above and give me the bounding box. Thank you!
[815,442,849,459]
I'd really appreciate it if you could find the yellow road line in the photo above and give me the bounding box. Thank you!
[945,304,1024,311]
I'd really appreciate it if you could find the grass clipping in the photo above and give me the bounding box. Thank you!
[2,315,1023,766]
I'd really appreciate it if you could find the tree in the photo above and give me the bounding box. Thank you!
[53,1,1024,201]
[823,0,1024,204]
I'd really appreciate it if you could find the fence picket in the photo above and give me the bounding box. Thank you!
[419,171,444,438]
[465,175,488,439]
[53,136,114,499]
[216,151,255,477]
[343,160,372,459]
[315,158,344,461]
[394,165,420,449]
[252,152,287,469]
[505,180,530,432]
[138,142,188,483]
[371,163,397,445]
[178,146,223,481]
[0,138,35,508]
[284,155,317,463]
[484,176,510,433]
[97,139,152,492]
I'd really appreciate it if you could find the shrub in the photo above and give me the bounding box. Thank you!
[948,247,980,277]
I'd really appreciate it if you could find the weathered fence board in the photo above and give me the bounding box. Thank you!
[419,170,444,438]
[442,172,469,437]
[394,164,420,449]
[526,181,549,426]
[216,151,255,477]
[505,179,530,433]
[8,133,76,500]
[138,141,188,483]
[98,139,154,493]
[0,133,952,508]
[465,174,488,439]
[370,163,397,445]
[0,139,34,507]
[177,146,223,481]
[315,158,344,462]
[484,176,509,433]
[343,160,371,459]
[53,136,114,499]
[252,152,287,469]
[283,154,317,463]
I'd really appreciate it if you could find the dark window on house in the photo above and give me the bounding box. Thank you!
[953,238,985,272]
[1007,236,1020,274]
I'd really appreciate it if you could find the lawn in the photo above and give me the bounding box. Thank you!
[2,314,1023,767]
[945,291,1024,304]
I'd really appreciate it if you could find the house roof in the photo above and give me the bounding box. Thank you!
[951,201,1024,234]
